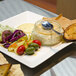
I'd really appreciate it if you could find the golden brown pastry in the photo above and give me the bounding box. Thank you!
[64,23,76,40]
[0,53,24,76]
[43,15,76,30]
[7,64,24,76]
[0,64,11,76]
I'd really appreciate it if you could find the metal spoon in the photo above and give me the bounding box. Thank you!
[42,21,63,35]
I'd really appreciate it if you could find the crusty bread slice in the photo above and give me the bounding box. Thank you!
[43,15,76,30]
[0,64,11,76]
[64,23,76,40]
[43,15,76,41]
[0,53,24,76]
[43,15,71,30]
[7,64,24,76]
[0,53,8,65]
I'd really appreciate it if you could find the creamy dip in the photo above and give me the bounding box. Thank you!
[32,20,63,46]
[17,23,34,34]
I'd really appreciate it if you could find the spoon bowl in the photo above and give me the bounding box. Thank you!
[42,21,63,35]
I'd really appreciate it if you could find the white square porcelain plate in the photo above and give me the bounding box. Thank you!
[0,11,72,68]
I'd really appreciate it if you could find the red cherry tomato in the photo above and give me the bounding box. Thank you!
[17,45,25,55]
[33,40,41,47]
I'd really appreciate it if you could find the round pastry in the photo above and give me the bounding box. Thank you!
[32,19,63,46]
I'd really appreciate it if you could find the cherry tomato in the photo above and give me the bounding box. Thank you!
[33,40,41,47]
[17,45,25,55]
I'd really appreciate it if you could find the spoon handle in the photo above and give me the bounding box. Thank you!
[52,29,63,35]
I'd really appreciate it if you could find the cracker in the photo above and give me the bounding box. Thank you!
[43,15,76,30]
[0,64,11,76]
[55,16,71,30]
[7,64,24,76]
[71,19,76,24]
[55,14,63,20]
[0,53,8,65]
[0,53,24,76]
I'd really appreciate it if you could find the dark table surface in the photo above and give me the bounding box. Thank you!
[0,0,76,76]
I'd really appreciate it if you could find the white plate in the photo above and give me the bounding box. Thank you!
[0,11,72,68]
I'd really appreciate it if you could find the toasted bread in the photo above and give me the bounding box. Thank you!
[64,23,76,40]
[43,15,76,41]
[43,15,76,30]
[0,64,11,76]
[7,64,24,76]
[0,53,24,76]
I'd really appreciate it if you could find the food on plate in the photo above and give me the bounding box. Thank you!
[0,14,76,56]
[17,45,25,55]
[25,47,35,55]
[32,19,63,45]
[43,15,76,41]
[8,36,27,53]
[0,25,14,42]
[44,14,76,30]
[64,23,76,40]
[33,40,41,47]
[0,64,11,76]
[9,30,25,42]
[28,43,39,50]
[2,30,13,43]
[1,24,41,55]
[17,23,34,34]
[8,35,41,55]
[0,53,24,76]
[0,24,41,55]
[0,29,25,48]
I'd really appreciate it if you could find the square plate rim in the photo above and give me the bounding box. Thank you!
[0,11,72,68]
